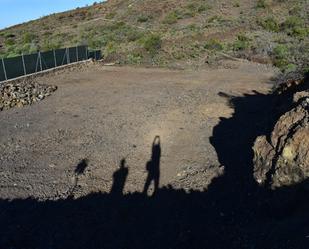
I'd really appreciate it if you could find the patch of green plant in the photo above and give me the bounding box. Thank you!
[273,44,289,58]
[137,15,150,23]
[289,5,302,16]
[233,1,240,7]
[87,23,144,47]
[233,34,251,51]
[106,12,116,19]
[207,15,225,24]
[188,43,204,58]
[3,32,15,39]
[204,39,224,51]
[127,52,143,64]
[281,16,308,37]
[285,63,297,72]
[87,36,106,49]
[163,11,182,24]
[126,29,144,42]
[273,44,290,71]
[256,0,268,9]
[282,16,304,29]
[186,3,210,14]
[183,4,196,17]
[187,24,200,32]
[163,4,207,25]
[197,4,211,13]
[140,33,162,55]
[258,17,280,32]
[303,66,309,74]
[4,38,15,46]
[104,41,117,56]
[22,32,37,44]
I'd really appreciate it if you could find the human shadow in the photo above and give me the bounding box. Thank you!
[0,81,309,249]
[71,159,89,196]
[143,136,161,195]
[75,159,89,175]
[110,158,129,196]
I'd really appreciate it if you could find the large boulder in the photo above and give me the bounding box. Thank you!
[253,90,309,189]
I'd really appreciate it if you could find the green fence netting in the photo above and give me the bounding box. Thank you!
[0,60,5,82]
[88,50,102,60]
[24,53,40,75]
[3,56,24,80]
[0,45,101,82]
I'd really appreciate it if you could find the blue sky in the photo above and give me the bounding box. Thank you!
[0,0,102,29]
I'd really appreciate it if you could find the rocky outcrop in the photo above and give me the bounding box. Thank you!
[253,89,309,189]
[0,80,57,111]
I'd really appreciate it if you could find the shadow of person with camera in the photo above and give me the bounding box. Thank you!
[110,158,129,197]
[143,136,161,196]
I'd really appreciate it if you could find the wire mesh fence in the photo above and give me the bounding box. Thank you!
[0,46,101,82]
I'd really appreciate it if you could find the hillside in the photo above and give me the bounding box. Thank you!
[0,0,308,71]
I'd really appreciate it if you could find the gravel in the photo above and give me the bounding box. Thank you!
[0,80,57,111]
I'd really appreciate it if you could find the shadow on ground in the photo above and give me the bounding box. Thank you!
[1,87,309,249]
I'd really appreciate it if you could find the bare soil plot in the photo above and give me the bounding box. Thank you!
[3,63,307,249]
[0,62,275,200]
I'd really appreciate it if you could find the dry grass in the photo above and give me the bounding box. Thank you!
[0,0,308,71]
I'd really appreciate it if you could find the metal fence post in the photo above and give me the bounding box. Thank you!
[86,47,88,60]
[1,58,7,81]
[39,52,43,71]
[53,49,57,67]
[66,48,70,64]
[21,53,27,75]
[76,46,79,62]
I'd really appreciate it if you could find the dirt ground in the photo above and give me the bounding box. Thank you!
[3,62,308,249]
[0,61,275,200]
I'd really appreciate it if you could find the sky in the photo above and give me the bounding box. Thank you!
[0,0,102,29]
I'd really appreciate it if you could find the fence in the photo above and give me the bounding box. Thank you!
[0,46,102,82]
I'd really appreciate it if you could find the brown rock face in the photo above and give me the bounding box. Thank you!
[253,91,309,188]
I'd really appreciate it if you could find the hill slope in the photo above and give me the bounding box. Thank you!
[0,0,308,70]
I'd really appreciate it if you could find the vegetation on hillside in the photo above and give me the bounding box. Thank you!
[0,0,308,72]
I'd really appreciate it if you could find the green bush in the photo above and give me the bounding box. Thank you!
[197,4,210,13]
[273,44,290,71]
[106,12,116,19]
[4,38,15,46]
[22,32,36,43]
[282,16,304,29]
[127,52,143,64]
[104,41,117,56]
[140,34,162,55]
[281,16,308,37]
[233,2,240,7]
[88,38,101,49]
[289,5,302,16]
[137,15,150,23]
[42,39,61,51]
[258,17,280,32]
[126,29,144,42]
[273,44,288,58]
[186,3,210,14]
[233,34,250,51]
[163,11,181,24]
[256,0,268,8]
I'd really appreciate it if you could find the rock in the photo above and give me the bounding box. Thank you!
[0,79,57,111]
[253,90,309,189]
